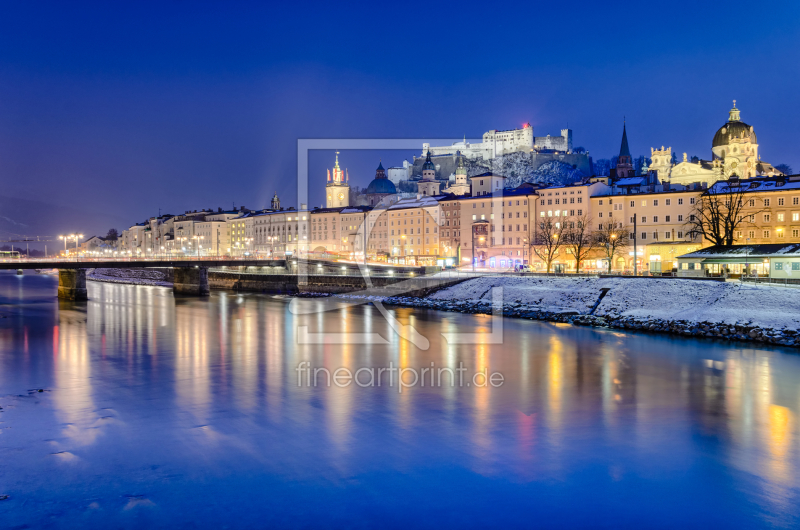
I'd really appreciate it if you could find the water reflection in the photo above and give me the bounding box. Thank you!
[1,272,800,528]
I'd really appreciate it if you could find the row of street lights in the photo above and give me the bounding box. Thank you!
[58,234,83,259]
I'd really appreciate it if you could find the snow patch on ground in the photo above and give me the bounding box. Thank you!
[429,276,800,330]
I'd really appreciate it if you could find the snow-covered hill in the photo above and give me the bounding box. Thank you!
[464,152,585,188]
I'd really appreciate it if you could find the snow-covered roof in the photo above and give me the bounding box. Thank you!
[708,175,800,194]
[615,177,645,186]
[678,244,800,259]
[388,196,442,210]
[470,172,506,179]
[340,206,372,214]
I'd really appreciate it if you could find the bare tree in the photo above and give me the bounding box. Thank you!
[594,221,629,273]
[562,214,598,273]
[105,228,119,241]
[686,177,766,246]
[532,216,566,273]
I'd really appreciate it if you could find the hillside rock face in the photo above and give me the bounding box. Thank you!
[408,151,591,188]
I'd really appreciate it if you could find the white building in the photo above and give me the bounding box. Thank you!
[421,124,573,161]
[650,102,785,186]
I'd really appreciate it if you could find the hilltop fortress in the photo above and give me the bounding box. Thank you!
[413,123,592,179]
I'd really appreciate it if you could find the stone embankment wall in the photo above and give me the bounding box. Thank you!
[379,295,800,349]
[209,271,466,297]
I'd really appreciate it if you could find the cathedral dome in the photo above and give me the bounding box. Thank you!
[713,121,756,148]
[365,177,396,195]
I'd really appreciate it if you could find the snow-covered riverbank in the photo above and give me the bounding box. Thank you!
[370,276,800,348]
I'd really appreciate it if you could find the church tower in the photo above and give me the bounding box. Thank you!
[613,121,634,180]
[445,152,470,196]
[418,151,441,196]
[271,192,281,210]
[326,152,350,208]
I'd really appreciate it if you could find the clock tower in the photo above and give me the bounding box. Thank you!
[326,152,350,208]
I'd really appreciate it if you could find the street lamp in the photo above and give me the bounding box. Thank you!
[745,237,751,278]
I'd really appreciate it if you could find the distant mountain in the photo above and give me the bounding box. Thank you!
[0,195,129,244]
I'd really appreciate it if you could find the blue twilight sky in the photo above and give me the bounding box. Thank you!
[0,1,799,236]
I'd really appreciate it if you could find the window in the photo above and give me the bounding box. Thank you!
[598,212,603,218]
[690,198,695,205]
[630,200,635,207]
[779,198,785,206]
[577,210,583,216]
[666,199,671,206]
[749,230,755,239]
[677,231,683,239]
[793,262,800,271]
[665,215,671,222]
[653,232,659,239]
[678,198,683,205]
[641,233,647,240]
[775,262,784,270]
[794,197,799,206]
[665,232,671,238]
[764,214,771,222]
[793,213,800,221]
[794,229,800,238]
[778,230,785,239]
[765,199,771,207]
[630,216,635,223]
[472,215,476,220]
[641,217,647,223]
[641,200,647,206]
[599,200,603,205]
[577,197,582,204]
[764,230,770,238]
[653,200,659,206]
[778,213,785,222]
[629,232,635,239]
[653,216,658,222]
[681,263,688,270]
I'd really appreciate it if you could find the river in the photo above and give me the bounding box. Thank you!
[1,272,799,528]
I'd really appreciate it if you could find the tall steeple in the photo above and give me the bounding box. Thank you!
[614,120,634,179]
[619,120,632,160]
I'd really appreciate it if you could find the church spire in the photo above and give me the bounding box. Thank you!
[619,121,631,159]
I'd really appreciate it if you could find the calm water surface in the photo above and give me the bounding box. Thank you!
[1,272,800,528]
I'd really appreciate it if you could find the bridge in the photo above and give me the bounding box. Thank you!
[0,258,441,300]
